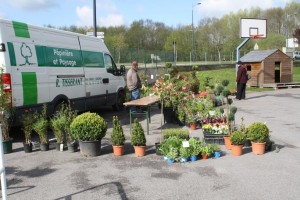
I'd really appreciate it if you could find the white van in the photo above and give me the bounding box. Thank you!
[0,19,126,124]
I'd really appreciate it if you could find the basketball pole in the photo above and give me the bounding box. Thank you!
[236,38,250,73]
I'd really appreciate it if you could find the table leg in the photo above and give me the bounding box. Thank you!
[146,109,149,135]
[130,109,132,134]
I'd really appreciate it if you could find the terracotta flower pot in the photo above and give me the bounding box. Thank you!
[251,142,266,155]
[201,154,209,159]
[231,145,243,156]
[190,122,197,130]
[223,135,232,150]
[112,145,124,156]
[134,146,146,157]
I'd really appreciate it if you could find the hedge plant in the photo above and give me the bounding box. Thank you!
[70,112,107,141]
[247,122,269,143]
[230,130,246,145]
[162,128,189,141]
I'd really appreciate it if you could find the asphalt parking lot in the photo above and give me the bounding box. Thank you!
[2,88,300,200]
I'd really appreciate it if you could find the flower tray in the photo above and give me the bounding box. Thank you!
[203,131,225,145]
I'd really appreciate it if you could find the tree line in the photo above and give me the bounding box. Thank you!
[48,1,300,63]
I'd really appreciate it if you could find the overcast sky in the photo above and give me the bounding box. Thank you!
[0,0,297,28]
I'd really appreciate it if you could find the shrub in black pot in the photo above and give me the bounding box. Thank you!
[70,112,107,157]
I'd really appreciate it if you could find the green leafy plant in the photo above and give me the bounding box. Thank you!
[211,143,220,152]
[59,103,78,143]
[247,122,270,143]
[179,145,191,158]
[167,147,179,160]
[33,104,49,144]
[50,114,64,144]
[200,144,214,156]
[130,118,146,146]
[20,111,36,144]
[110,116,125,146]
[162,128,189,141]
[70,112,107,141]
[189,137,201,156]
[230,130,246,145]
[159,136,182,156]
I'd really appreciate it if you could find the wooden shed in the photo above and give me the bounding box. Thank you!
[240,49,293,87]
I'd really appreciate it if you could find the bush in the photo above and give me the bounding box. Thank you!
[131,118,146,146]
[189,137,201,156]
[70,112,107,141]
[162,128,189,141]
[230,130,246,145]
[110,116,125,146]
[247,122,269,143]
[33,104,48,144]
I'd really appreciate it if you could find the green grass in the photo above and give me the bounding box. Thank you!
[293,66,300,82]
[194,66,300,92]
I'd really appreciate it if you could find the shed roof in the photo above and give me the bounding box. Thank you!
[240,49,278,62]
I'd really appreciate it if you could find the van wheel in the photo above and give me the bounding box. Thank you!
[53,101,67,115]
[113,90,125,111]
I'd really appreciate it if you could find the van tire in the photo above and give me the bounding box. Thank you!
[113,90,125,111]
[53,101,67,115]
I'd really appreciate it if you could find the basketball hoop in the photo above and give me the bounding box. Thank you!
[251,34,264,39]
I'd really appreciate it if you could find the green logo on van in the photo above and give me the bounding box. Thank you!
[20,42,35,66]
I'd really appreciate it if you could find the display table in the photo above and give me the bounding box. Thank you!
[123,95,160,135]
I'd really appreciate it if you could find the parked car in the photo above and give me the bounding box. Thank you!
[293,51,300,60]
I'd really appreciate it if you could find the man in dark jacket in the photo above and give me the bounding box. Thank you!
[236,61,248,100]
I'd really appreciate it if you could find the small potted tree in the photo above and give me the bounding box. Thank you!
[20,111,36,153]
[59,103,78,152]
[247,122,270,155]
[50,114,64,151]
[70,112,107,157]
[131,118,146,157]
[33,104,49,151]
[111,116,126,156]
[230,130,246,156]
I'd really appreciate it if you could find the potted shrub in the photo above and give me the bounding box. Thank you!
[20,111,36,153]
[189,138,201,161]
[130,118,146,157]
[230,130,246,156]
[0,70,14,154]
[33,104,49,151]
[166,147,178,164]
[110,116,126,156]
[59,103,78,152]
[179,145,190,163]
[50,114,65,151]
[247,122,270,155]
[200,144,214,159]
[211,143,221,158]
[70,112,107,157]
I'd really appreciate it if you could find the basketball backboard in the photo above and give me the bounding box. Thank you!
[240,18,267,38]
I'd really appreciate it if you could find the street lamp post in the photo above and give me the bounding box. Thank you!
[192,2,201,62]
[93,0,97,37]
